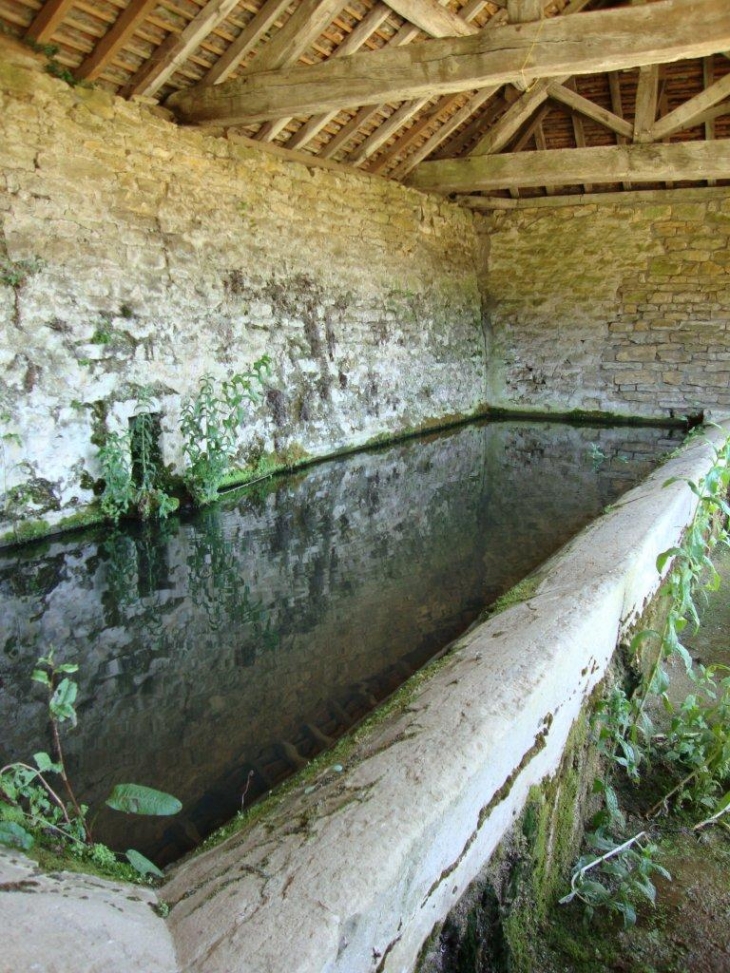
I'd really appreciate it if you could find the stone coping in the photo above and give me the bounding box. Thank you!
[3,423,725,973]
[160,422,728,973]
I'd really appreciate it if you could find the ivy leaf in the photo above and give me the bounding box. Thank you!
[106,784,182,816]
[125,848,164,878]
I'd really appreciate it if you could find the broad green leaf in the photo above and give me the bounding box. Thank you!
[0,801,25,825]
[656,548,681,573]
[616,901,637,927]
[31,668,51,687]
[56,663,79,674]
[126,848,164,878]
[0,821,34,850]
[714,790,730,813]
[50,678,78,726]
[106,784,182,816]
[33,752,61,774]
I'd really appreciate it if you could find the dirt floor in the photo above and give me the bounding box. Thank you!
[535,547,730,973]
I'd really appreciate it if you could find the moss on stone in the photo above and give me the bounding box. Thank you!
[483,575,541,619]
[500,715,593,972]
[0,505,105,551]
[28,844,146,886]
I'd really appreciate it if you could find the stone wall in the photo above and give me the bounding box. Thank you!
[481,192,730,420]
[0,37,486,542]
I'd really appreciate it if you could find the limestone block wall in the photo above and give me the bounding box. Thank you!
[0,38,486,541]
[481,192,730,420]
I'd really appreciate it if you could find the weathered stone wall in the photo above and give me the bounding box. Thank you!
[0,38,486,542]
[481,192,730,420]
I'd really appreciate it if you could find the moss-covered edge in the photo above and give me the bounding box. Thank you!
[415,711,600,973]
[0,404,689,552]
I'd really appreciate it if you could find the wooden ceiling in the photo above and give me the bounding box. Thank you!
[1,0,729,204]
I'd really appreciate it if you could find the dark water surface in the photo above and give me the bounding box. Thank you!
[0,419,682,864]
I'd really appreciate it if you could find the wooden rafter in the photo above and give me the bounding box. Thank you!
[249,0,346,73]
[507,0,543,22]
[533,114,555,194]
[382,0,478,37]
[200,0,294,87]
[547,82,633,139]
[407,138,730,193]
[650,71,730,141]
[564,79,592,192]
[341,0,491,165]
[25,0,75,44]
[398,88,500,169]
[289,14,430,154]
[122,0,243,97]
[166,0,730,127]
[256,2,395,144]
[633,64,660,142]
[278,3,394,149]
[75,0,159,81]
[432,95,509,158]
[378,87,498,177]
[470,78,561,155]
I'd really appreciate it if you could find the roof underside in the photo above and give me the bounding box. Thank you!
[1,0,729,206]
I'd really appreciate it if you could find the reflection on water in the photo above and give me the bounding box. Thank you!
[0,419,682,864]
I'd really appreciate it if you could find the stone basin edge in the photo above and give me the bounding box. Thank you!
[161,420,729,973]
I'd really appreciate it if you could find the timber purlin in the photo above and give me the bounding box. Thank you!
[0,0,728,204]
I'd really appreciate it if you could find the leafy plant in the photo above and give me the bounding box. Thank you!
[0,650,180,880]
[181,357,270,505]
[564,429,730,924]
[560,831,670,928]
[98,393,178,523]
[0,256,43,289]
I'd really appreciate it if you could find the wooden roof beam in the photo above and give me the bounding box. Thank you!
[469,78,555,155]
[200,0,293,87]
[167,0,730,127]
[256,1,395,144]
[75,0,159,81]
[384,87,498,178]
[633,64,660,142]
[382,0,478,37]
[122,0,244,97]
[407,139,730,193]
[344,0,491,165]
[650,70,730,141]
[26,0,76,44]
[547,82,633,139]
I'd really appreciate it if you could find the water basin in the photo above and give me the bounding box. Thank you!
[0,418,682,864]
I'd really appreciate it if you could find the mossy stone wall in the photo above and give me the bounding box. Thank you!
[0,37,486,541]
[481,193,730,421]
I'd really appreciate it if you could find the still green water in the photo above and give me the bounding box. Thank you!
[0,419,682,864]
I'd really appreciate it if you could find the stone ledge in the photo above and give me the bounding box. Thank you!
[160,422,727,973]
[0,848,177,973]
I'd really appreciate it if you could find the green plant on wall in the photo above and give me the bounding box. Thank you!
[180,357,271,506]
[0,256,43,289]
[98,391,178,523]
[0,649,181,880]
